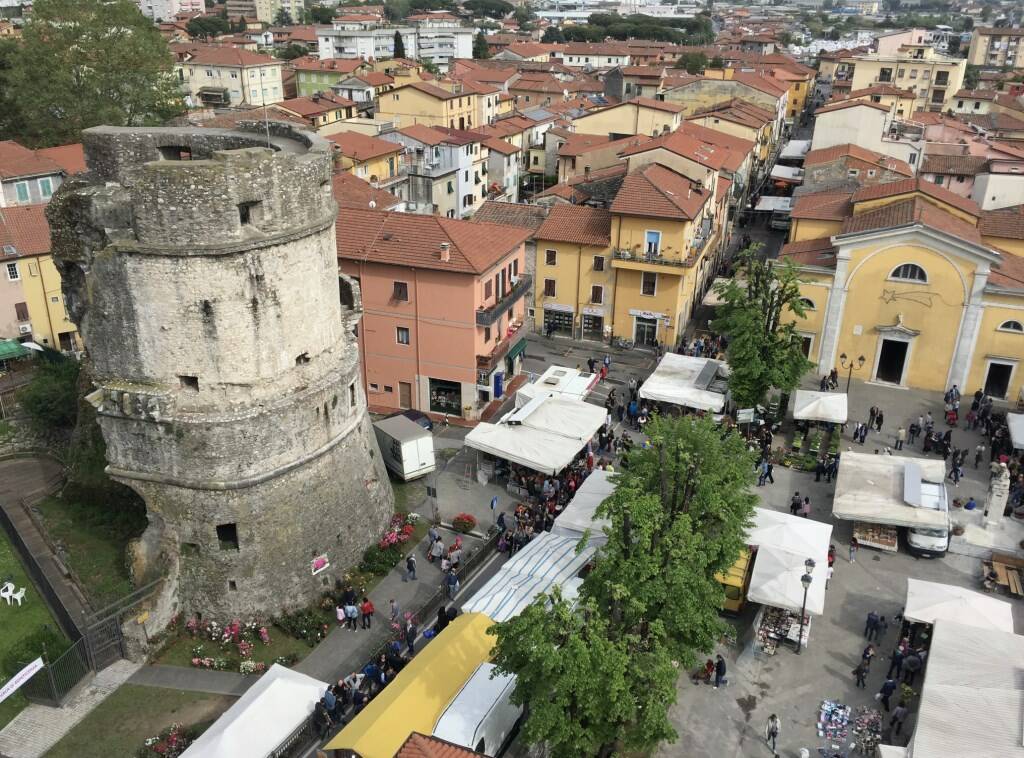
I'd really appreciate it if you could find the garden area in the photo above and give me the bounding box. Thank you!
[45,684,233,758]
[0,529,69,729]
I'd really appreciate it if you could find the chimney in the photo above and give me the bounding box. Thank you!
[440,242,450,262]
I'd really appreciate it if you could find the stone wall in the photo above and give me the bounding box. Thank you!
[48,123,393,620]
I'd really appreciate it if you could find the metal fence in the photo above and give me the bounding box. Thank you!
[17,637,91,707]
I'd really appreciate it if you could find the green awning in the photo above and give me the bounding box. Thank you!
[506,337,527,361]
[0,340,29,361]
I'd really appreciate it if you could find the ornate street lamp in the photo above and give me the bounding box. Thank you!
[839,353,866,393]
[796,558,815,655]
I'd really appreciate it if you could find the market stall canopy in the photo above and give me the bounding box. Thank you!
[0,339,30,362]
[792,390,848,424]
[462,533,596,622]
[877,747,908,758]
[516,366,598,408]
[1007,412,1024,450]
[908,620,1024,758]
[746,508,832,616]
[464,395,605,475]
[770,165,804,184]
[701,276,746,307]
[903,578,1014,633]
[754,196,792,213]
[182,665,327,758]
[550,469,615,547]
[832,452,949,528]
[325,613,495,755]
[639,354,729,412]
[779,139,810,161]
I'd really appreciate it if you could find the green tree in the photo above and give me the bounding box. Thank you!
[827,28,841,41]
[981,5,991,21]
[393,29,406,58]
[473,31,491,59]
[3,0,184,147]
[309,4,334,23]
[542,25,565,43]
[464,0,513,19]
[272,7,293,25]
[0,38,21,141]
[18,354,81,433]
[674,51,707,73]
[712,248,813,407]
[491,415,756,756]
[513,1,535,25]
[947,36,961,56]
[187,14,229,39]
[709,54,724,68]
[277,43,309,60]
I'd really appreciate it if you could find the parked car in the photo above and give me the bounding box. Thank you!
[388,409,433,431]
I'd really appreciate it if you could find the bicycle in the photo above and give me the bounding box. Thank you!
[612,337,634,350]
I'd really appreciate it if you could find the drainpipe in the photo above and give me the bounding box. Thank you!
[575,244,582,341]
[413,267,422,412]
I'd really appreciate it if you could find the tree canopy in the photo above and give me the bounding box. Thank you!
[541,26,565,43]
[19,353,81,433]
[2,0,184,148]
[473,31,491,59]
[272,7,293,25]
[490,415,756,756]
[277,43,310,60]
[393,30,406,59]
[674,51,707,74]
[712,247,813,408]
[187,14,229,40]
[463,0,513,19]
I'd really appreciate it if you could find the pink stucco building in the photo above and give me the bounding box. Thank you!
[338,209,532,420]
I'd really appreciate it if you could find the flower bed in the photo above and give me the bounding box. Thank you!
[360,513,418,576]
[452,512,477,534]
[137,723,197,758]
[154,616,309,672]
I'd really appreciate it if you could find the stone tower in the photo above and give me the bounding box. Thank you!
[48,124,393,619]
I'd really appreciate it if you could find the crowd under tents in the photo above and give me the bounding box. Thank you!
[1007,412,1024,450]
[903,620,1024,758]
[325,613,496,756]
[638,354,729,413]
[462,532,595,621]
[792,389,848,424]
[550,469,615,548]
[832,452,949,529]
[746,507,832,616]
[464,394,606,475]
[181,665,327,758]
[903,578,1014,633]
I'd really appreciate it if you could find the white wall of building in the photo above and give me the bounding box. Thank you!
[972,172,1024,210]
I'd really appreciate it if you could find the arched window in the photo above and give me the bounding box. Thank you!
[890,263,927,282]
[999,320,1024,333]
[799,297,816,310]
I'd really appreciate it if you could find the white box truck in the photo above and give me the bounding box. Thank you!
[433,663,522,757]
[373,415,436,481]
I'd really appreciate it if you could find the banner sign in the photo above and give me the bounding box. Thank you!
[0,657,43,704]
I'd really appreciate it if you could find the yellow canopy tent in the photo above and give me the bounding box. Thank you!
[325,612,496,756]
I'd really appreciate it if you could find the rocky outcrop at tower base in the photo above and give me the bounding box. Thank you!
[48,124,393,622]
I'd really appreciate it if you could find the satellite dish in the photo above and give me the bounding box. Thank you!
[368,200,377,208]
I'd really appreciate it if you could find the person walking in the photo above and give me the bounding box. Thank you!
[853,660,869,689]
[849,537,859,563]
[443,568,459,600]
[886,646,904,679]
[869,406,878,429]
[826,564,834,589]
[790,491,802,516]
[895,426,906,450]
[764,714,781,757]
[875,409,885,433]
[360,596,374,629]
[800,496,811,518]
[975,443,985,469]
[344,600,359,631]
[764,459,775,485]
[402,553,417,582]
[862,643,876,668]
[890,702,909,736]
[865,610,880,640]
[877,677,897,712]
[714,654,727,689]
[428,536,444,563]
[902,652,922,685]
[389,598,401,625]
[815,457,827,482]
[405,619,418,657]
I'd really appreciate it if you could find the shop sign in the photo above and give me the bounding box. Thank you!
[543,303,575,313]
[311,554,330,576]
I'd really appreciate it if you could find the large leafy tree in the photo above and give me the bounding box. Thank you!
[473,32,490,59]
[187,14,230,40]
[490,416,756,756]
[3,0,184,148]
[712,247,813,408]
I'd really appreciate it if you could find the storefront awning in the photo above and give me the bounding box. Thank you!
[506,336,527,361]
[770,165,804,184]
[0,339,30,361]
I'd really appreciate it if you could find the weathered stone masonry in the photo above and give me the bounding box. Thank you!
[47,124,393,620]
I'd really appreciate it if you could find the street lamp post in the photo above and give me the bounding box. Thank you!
[839,353,866,394]
[796,557,815,655]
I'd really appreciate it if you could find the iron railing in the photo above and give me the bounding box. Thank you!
[17,637,90,707]
[475,275,532,327]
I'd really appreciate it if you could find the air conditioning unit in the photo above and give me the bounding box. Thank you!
[18,324,32,334]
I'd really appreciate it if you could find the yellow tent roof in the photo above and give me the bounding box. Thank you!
[325,612,496,756]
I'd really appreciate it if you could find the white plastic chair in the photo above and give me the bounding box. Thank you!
[0,583,13,605]
[11,587,26,606]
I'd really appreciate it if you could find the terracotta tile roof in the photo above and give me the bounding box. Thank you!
[804,143,913,176]
[0,140,65,180]
[274,92,355,117]
[36,144,86,175]
[850,177,981,218]
[688,99,773,129]
[557,132,612,157]
[327,131,402,161]
[730,71,789,97]
[611,163,710,221]
[535,204,611,246]
[840,197,983,244]
[355,72,395,87]
[473,200,548,231]
[975,26,1024,36]
[395,732,480,758]
[791,191,853,221]
[677,121,755,156]
[980,204,1024,240]
[619,129,730,171]
[834,84,915,100]
[331,171,401,211]
[620,65,666,77]
[397,123,449,146]
[180,43,279,66]
[400,80,461,100]
[955,88,998,100]
[501,42,553,59]
[965,112,1024,132]
[715,176,732,204]
[535,182,588,202]
[534,163,628,201]
[483,137,519,155]
[815,99,890,115]
[458,79,501,95]
[919,154,989,176]
[290,56,366,73]
[780,237,837,268]
[0,204,52,257]
[991,140,1024,160]
[989,249,1024,289]
[337,209,529,274]
[628,96,685,114]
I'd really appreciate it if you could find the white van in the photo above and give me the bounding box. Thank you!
[433,663,522,757]
[373,415,436,481]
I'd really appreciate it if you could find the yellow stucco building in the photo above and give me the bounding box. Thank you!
[570,97,685,139]
[782,178,1024,401]
[375,81,479,129]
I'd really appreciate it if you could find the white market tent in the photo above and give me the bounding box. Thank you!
[770,165,804,183]
[793,390,848,424]
[462,532,596,622]
[516,366,598,408]
[550,469,615,547]
[639,354,729,412]
[904,578,1014,633]
[754,196,793,212]
[746,507,832,616]
[907,620,1024,758]
[779,139,811,161]
[464,395,606,475]
[181,664,327,758]
[1007,412,1024,450]
[832,452,949,528]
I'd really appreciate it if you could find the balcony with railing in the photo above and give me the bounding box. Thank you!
[477,320,526,372]
[612,248,691,272]
[475,275,532,327]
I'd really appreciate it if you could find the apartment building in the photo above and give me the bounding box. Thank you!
[376,81,478,129]
[316,16,472,71]
[847,46,965,113]
[967,27,1024,68]
[0,141,85,208]
[175,45,284,107]
[134,0,203,21]
[291,57,370,97]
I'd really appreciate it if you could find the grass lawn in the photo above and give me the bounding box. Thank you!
[153,625,313,670]
[391,477,426,514]
[0,529,68,729]
[34,495,138,609]
[46,684,233,758]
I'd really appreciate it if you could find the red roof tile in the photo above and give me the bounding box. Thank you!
[0,204,52,257]
[289,56,366,73]
[840,197,982,243]
[850,177,981,218]
[980,204,1024,240]
[327,131,402,161]
[180,43,279,66]
[815,99,890,115]
[791,191,853,221]
[274,92,355,117]
[804,143,913,176]
[611,163,710,221]
[331,172,401,211]
[395,732,480,758]
[780,237,837,268]
[472,201,548,231]
[990,251,1024,289]
[919,154,989,176]
[36,144,86,175]
[0,141,64,180]
[535,204,611,246]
